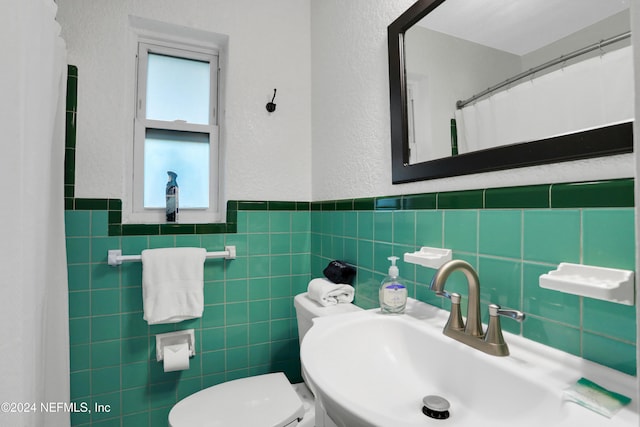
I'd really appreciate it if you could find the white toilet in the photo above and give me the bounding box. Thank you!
[168,291,362,427]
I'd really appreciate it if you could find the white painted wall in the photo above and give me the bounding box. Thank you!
[310,0,635,201]
[56,0,312,206]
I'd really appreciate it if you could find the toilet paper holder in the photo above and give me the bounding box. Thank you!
[156,329,196,362]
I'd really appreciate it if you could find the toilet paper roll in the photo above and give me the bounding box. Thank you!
[163,343,190,372]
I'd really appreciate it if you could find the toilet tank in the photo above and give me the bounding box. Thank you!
[294,292,362,345]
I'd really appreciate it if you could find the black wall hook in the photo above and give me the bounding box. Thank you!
[266,89,277,112]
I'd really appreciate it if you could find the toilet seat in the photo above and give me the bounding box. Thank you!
[168,372,305,427]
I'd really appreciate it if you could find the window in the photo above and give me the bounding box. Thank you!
[132,39,220,223]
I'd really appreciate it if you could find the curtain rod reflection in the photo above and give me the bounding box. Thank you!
[456,31,631,109]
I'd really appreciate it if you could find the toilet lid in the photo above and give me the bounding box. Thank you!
[168,372,305,427]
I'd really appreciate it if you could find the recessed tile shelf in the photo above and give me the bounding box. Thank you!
[404,247,452,269]
[539,263,635,305]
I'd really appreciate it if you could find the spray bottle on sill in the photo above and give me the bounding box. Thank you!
[379,256,408,314]
[166,171,179,223]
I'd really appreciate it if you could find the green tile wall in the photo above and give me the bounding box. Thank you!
[66,208,310,426]
[310,180,637,377]
[65,65,637,427]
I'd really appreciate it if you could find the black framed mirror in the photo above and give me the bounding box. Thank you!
[388,0,633,184]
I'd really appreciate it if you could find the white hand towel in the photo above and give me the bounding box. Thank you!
[141,247,207,325]
[307,278,354,307]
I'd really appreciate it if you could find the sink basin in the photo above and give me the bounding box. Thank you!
[301,298,638,427]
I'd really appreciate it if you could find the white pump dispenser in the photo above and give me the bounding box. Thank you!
[379,256,408,314]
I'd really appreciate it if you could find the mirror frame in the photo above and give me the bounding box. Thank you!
[388,0,633,184]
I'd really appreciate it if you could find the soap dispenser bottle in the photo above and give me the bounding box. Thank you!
[379,256,408,314]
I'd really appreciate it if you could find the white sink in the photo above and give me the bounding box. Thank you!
[301,298,638,427]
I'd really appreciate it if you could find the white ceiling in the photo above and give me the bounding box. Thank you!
[418,0,630,55]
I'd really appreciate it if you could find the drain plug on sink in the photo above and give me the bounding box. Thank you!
[422,395,450,420]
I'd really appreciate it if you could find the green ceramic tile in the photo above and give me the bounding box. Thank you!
[175,235,200,247]
[402,193,437,210]
[195,223,227,234]
[69,318,90,345]
[268,201,297,211]
[202,304,226,327]
[122,386,149,415]
[249,300,270,323]
[582,209,635,270]
[70,344,90,372]
[121,337,150,364]
[353,197,375,210]
[523,210,580,264]
[335,200,353,211]
[551,179,634,208]
[64,148,75,184]
[485,185,550,209]
[65,210,91,237]
[522,316,580,356]
[123,412,149,427]
[91,340,120,368]
[246,211,269,232]
[90,237,119,263]
[67,264,90,291]
[226,257,247,280]
[201,350,225,375]
[438,190,484,209]
[443,210,477,253]
[238,201,268,211]
[249,322,270,345]
[248,278,270,300]
[249,343,271,366]
[270,255,291,276]
[90,211,109,236]
[91,366,120,395]
[91,289,120,316]
[248,255,269,278]
[160,223,196,235]
[69,291,90,318]
[479,210,521,258]
[320,201,336,211]
[91,264,119,289]
[70,370,90,400]
[375,196,401,210]
[270,211,291,232]
[226,324,249,347]
[583,298,636,343]
[75,198,109,210]
[415,210,443,248]
[582,332,636,375]
[310,202,322,212]
[120,313,148,339]
[271,319,293,341]
[122,224,160,236]
[66,237,90,264]
[226,347,249,371]
[270,233,291,254]
[291,212,310,233]
[270,298,291,319]
[291,233,310,254]
[271,278,291,298]
[393,210,415,246]
[522,263,580,324]
[91,315,120,342]
[107,209,121,225]
[478,257,521,310]
[374,211,393,243]
[226,279,248,302]
[201,327,224,352]
[226,302,249,325]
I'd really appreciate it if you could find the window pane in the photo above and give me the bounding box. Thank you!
[146,53,210,124]
[144,129,210,209]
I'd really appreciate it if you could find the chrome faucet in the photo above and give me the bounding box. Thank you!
[429,259,525,357]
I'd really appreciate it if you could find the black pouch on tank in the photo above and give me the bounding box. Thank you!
[323,260,356,285]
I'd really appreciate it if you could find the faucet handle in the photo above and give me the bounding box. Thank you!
[489,304,525,322]
[444,293,465,331]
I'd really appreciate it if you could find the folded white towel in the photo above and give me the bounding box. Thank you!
[141,247,207,325]
[307,278,354,307]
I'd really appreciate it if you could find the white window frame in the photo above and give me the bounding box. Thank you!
[130,35,222,224]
